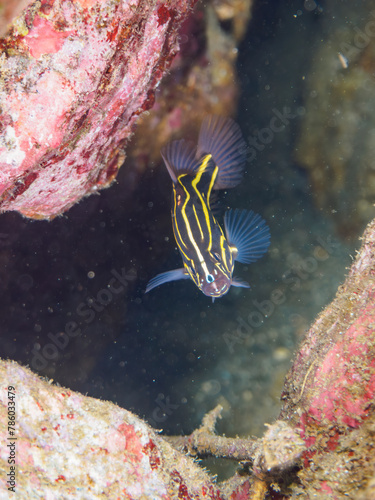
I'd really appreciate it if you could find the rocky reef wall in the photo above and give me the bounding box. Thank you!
[0,0,196,219]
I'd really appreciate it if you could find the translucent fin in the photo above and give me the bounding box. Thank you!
[224,209,270,264]
[145,268,190,293]
[161,140,199,184]
[207,190,222,216]
[231,277,251,288]
[196,115,246,190]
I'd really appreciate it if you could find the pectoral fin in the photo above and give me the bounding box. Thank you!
[224,209,270,264]
[231,277,251,288]
[145,268,190,293]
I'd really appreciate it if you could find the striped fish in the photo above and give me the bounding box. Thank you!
[146,115,270,300]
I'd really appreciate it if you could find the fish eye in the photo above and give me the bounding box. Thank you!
[212,253,221,263]
[206,274,214,283]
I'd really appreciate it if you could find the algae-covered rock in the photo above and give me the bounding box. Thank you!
[280,217,375,498]
[0,360,222,499]
[0,0,195,219]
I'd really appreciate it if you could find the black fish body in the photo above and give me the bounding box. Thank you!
[146,116,270,300]
[171,158,234,297]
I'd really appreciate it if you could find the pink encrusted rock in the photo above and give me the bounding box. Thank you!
[281,220,375,433]
[0,359,223,499]
[0,0,195,219]
[279,218,375,497]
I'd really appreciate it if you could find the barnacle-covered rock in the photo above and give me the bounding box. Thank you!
[252,421,305,476]
[0,0,196,219]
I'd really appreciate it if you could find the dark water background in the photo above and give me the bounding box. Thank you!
[0,0,362,479]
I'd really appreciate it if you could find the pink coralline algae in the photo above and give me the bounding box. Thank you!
[281,235,375,433]
[279,218,375,497]
[0,359,223,499]
[305,304,375,428]
[0,0,195,219]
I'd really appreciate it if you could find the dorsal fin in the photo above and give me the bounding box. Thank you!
[161,140,200,184]
[190,154,218,201]
[196,115,246,190]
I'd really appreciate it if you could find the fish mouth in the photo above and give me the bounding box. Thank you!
[201,276,231,298]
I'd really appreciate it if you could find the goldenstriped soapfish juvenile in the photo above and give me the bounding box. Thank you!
[146,115,270,301]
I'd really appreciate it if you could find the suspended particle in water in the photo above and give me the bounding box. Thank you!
[304,0,318,11]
